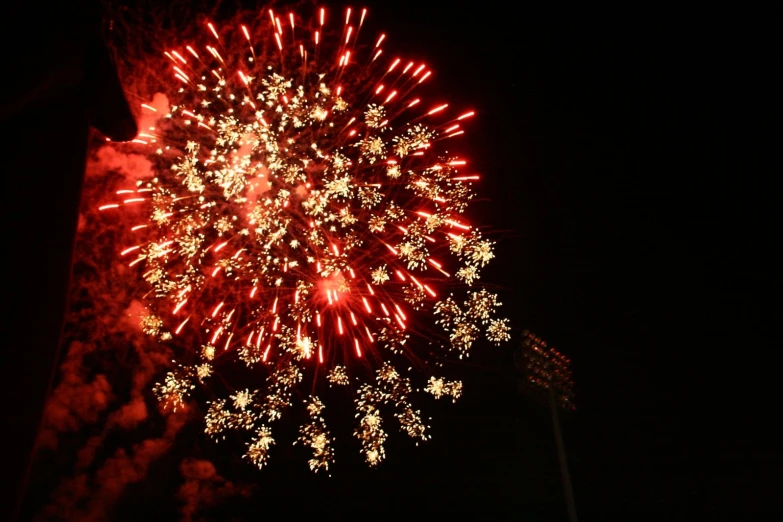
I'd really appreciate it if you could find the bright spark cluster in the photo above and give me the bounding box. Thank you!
[104,6,510,471]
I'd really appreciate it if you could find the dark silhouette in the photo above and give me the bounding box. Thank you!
[0,1,137,519]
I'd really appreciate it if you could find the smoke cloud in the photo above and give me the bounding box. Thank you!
[25,3,269,518]
[177,459,253,522]
[31,129,189,519]
[38,408,189,522]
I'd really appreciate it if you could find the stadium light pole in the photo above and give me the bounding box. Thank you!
[515,330,577,522]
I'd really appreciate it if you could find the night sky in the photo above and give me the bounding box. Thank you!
[4,1,778,520]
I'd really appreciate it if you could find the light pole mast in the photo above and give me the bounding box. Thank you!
[516,330,577,522]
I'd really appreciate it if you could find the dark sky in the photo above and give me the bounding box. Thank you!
[355,2,778,519]
[9,1,779,520]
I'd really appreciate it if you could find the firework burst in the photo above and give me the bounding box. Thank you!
[100,5,510,471]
